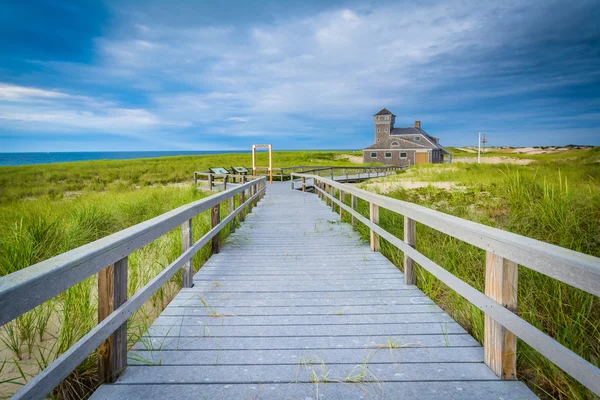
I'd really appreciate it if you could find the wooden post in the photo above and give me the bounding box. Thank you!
[229,196,236,233]
[484,252,518,380]
[193,172,197,187]
[404,217,416,285]
[370,203,379,251]
[212,204,221,254]
[339,190,345,218]
[181,219,193,287]
[98,257,128,383]
[331,187,336,212]
[330,168,334,179]
[208,174,214,191]
[345,168,348,181]
[224,175,228,190]
[240,190,246,221]
[351,195,357,230]
[302,177,306,192]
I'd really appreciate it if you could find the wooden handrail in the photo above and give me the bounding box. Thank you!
[291,172,600,396]
[0,177,267,399]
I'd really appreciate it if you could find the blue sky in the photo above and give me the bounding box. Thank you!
[0,0,599,152]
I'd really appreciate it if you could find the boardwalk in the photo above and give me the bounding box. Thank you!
[93,183,535,399]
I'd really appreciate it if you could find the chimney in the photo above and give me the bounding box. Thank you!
[415,121,421,129]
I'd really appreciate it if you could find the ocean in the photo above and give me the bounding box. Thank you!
[0,151,249,167]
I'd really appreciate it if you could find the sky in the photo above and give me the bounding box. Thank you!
[0,0,599,152]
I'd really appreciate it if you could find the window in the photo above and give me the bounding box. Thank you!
[414,136,420,141]
[385,115,390,120]
[400,152,407,158]
[376,138,380,142]
[391,141,399,146]
[385,152,392,158]
[384,128,388,132]
[370,152,377,158]
[377,128,380,133]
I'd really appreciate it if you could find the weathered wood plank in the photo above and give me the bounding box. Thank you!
[92,381,536,400]
[484,252,518,380]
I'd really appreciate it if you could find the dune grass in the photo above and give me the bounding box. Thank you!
[0,150,364,205]
[344,148,600,399]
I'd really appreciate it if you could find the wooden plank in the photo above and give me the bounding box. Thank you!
[370,202,379,251]
[484,252,517,380]
[92,381,536,400]
[404,216,416,285]
[128,347,483,365]
[132,334,480,351]
[181,219,193,288]
[339,189,345,218]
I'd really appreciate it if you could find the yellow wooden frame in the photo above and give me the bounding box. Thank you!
[252,144,273,184]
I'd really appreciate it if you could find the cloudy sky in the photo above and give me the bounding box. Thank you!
[1,0,599,152]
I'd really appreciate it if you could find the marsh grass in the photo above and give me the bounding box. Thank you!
[345,150,600,399]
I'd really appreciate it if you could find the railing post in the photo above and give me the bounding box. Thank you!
[330,168,334,179]
[331,186,336,212]
[224,175,228,190]
[212,204,221,254]
[404,216,416,285]
[208,174,214,191]
[302,177,306,192]
[240,177,246,221]
[369,203,379,251]
[351,195,357,230]
[484,252,518,380]
[339,190,345,218]
[181,219,193,287]
[98,256,128,383]
[194,172,197,187]
[229,195,236,233]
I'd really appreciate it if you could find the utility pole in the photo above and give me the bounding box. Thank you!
[475,132,481,164]
[481,132,488,154]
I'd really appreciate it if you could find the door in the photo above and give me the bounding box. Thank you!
[415,152,429,164]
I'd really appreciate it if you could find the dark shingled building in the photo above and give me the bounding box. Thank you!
[363,108,451,166]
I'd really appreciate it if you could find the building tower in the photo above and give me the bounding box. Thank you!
[373,108,395,142]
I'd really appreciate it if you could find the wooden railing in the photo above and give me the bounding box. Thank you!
[194,165,401,186]
[290,172,600,396]
[193,172,258,190]
[0,177,267,399]
[293,165,401,182]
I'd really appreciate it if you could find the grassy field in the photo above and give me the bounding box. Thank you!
[347,147,600,399]
[0,150,363,399]
[0,148,598,399]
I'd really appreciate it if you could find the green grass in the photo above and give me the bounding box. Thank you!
[344,148,600,399]
[0,150,365,205]
[0,150,361,399]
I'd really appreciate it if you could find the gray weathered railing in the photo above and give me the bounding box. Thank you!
[294,165,401,183]
[0,177,266,399]
[290,172,600,396]
[193,172,257,190]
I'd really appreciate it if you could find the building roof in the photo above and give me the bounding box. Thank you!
[364,127,451,153]
[373,108,396,117]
